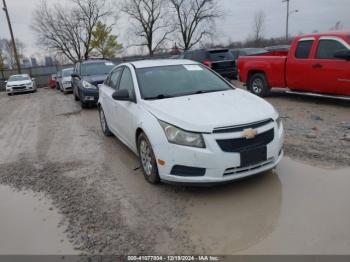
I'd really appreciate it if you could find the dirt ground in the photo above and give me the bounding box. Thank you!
[0,88,349,255]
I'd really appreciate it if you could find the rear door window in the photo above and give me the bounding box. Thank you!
[295,40,314,59]
[316,39,348,59]
[208,50,233,61]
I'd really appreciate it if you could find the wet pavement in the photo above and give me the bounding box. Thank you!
[0,89,349,254]
[0,185,76,255]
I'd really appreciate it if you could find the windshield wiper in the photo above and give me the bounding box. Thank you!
[144,94,173,100]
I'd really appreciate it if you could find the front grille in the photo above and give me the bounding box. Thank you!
[223,158,274,176]
[12,86,26,90]
[216,129,274,153]
[213,119,273,133]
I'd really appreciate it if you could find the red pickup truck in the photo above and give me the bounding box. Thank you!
[237,32,350,97]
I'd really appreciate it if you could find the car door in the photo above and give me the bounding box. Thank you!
[111,66,138,150]
[286,38,315,91]
[310,37,350,95]
[101,67,123,133]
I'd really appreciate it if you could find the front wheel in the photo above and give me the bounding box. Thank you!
[99,107,112,137]
[248,73,270,97]
[137,133,160,184]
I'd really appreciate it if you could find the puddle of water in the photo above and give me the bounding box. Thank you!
[185,158,350,255]
[0,185,77,255]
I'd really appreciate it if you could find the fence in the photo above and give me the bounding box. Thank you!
[0,53,173,91]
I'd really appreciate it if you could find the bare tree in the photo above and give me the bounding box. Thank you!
[32,0,111,63]
[170,0,219,51]
[252,10,266,43]
[0,38,25,68]
[122,0,173,56]
[71,0,112,59]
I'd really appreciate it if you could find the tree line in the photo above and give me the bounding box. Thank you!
[31,0,220,63]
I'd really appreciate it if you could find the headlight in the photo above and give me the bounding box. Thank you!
[159,121,205,148]
[82,80,96,89]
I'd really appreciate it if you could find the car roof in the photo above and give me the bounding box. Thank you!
[130,59,199,69]
[81,59,111,64]
[295,31,350,39]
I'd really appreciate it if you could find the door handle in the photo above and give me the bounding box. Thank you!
[312,64,323,69]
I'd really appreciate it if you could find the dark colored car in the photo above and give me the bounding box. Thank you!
[183,49,236,80]
[72,59,115,108]
[230,48,268,60]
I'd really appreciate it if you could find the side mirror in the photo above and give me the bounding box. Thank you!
[112,89,131,101]
[71,73,80,78]
[32,78,35,81]
[4,81,7,83]
[97,84,103,89]
[334,50,350,60]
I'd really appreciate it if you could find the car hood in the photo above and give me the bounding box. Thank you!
[142,89,277,133]
[62,76,71,82]
[7,80,31,86]
[81,75,108,86]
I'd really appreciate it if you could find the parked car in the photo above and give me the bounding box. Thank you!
[265,45,290,52]
[5,74,37,96]
[98,59,284,185]
[230,48,268,60]
[72,59,115,108]
[238,32,350,97]
[56,68,74,94]
[183,48,236,79]
[49,74,57,88]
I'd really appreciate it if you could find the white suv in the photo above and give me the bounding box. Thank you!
[98,60,284,185]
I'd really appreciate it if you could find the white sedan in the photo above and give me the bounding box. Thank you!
[98,60,284,185]
[6,74,37,95]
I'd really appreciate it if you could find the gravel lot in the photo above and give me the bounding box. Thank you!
[0,88,349,255]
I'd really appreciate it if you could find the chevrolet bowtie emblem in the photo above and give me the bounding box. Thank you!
[242,128,257,139]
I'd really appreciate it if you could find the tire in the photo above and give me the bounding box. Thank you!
[81,100,89,109]
[137,133,160,184]
[74,87,80,101]
[248,73,270,97]
[98,107,112,137]
[7,93,12,96]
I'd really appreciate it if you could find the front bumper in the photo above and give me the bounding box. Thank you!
[80,88,99,103]
[6,86,35,94]
[154,121,284,184]
[62,83,72,91]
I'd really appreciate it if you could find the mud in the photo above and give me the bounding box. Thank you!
[0,185,75,255]
[0,88,349,255]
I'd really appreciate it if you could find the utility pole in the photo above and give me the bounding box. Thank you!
[2,0,21,73]
[283,0,298,41]
[283,0,290,40]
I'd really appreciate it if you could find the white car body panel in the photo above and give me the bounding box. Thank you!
[98,60,284,184]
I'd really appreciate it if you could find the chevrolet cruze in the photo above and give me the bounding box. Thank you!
[98,60,284,185]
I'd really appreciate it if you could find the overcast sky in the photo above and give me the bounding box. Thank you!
[1,0,349,57]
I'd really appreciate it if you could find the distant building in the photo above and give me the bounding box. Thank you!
[44,56,54,66]
[31,57,38,67]
[22,58,31,68]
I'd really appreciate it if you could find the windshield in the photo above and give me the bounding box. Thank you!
[9,75,30,82]
[63,68,74,77]
[136,64,233,100]
[80,62,115,76]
